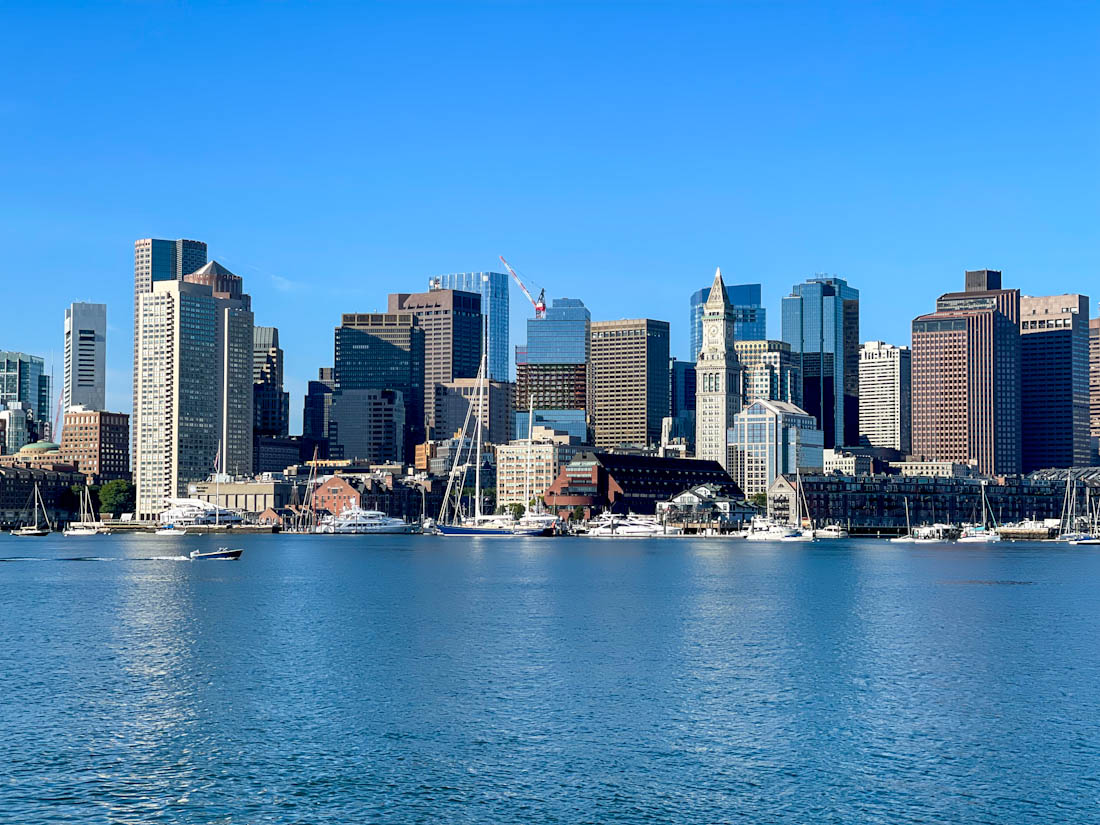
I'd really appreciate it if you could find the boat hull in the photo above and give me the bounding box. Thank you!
[190,549,243,560]
[437,524,545,536]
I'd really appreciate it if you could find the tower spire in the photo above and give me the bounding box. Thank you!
[705,266,730,310]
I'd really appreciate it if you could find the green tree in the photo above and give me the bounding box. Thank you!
[571,506,586,522]
[99,479,136,516]
[507,502,525,519]
[750,493,767,509]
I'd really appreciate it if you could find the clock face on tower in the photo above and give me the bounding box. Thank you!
[706,325,719,342]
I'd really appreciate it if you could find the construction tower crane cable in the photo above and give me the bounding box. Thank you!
[499,255,546,319]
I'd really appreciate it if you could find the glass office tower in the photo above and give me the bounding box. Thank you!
[690,283,765,360]
[430,272,509,381]
[515,298,590,441]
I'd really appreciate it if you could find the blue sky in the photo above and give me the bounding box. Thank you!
[2,2,1097,430]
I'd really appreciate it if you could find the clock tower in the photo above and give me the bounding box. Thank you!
[695,267,741,468]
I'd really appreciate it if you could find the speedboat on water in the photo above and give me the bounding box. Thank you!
[190,547,243,560]
[315,506,417,534]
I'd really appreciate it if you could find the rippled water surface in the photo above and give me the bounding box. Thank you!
[2,534,1099,823]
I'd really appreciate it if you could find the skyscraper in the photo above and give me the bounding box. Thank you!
[515,298,591,441]
[727,400,823,496]
[694,268,741,468]
[429,272,509,382]
[63,303,106,412]
[184,262,255,476]
[590,318,671,449]
[690,282,765,360]
[734,340,802,407]
[911,270,1021,476]
[388,289,481,435]
[781,276,860,448]
[328,388,405,464]
[858,341,911,453]
[1019,294,1090,470]
[303,367,336,457]
[0,351,51,425]
[134,279,219,518]
[1090,315,1100,461]
[253,326,290,438]
[335,312,426,456]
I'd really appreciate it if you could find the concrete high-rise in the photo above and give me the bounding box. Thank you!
[781,276,860,449]
[1091,315,1100,461]
[335,312,426,456]
[590,318,671,449]
[858,341,911,453]
[690,282,765,361]
[63,303,106,411]
[734,340,802,407]
[434,378,514,445]
[183,262,254,476]
[911,270,1021,476]
[1019,294,1090,470]
[515,298,591,442]
[388,289,481,435]
[694,268,741,468]
[430,272,509,382]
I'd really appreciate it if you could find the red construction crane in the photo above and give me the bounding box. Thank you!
[499,255,546,319]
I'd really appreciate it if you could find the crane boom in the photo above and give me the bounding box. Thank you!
[500,255,546,318]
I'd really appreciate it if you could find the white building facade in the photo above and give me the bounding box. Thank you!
[695,268,741,469]
[858,341,911,452]
[727,399,824,496]
[496,426,583,507]
[63,302,106,411]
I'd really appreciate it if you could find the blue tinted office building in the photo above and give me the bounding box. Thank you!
[430,272,509,381]
[690,282,765,360]
[515,298,591,441]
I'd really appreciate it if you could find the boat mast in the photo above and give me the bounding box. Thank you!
[525,398,533,515]
[473,321,486,522]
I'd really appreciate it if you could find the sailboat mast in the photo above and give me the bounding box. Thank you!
[473,318,487,521]
[525,399,533,515]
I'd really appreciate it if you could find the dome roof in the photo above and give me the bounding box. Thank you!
[19,440,60,454]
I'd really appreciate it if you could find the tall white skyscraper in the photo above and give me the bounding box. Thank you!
[858,341,911,453]
[134,265,254,519]
[63,302,106,411]
[695,267,741,469]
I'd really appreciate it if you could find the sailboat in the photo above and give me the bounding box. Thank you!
[438,324,544,537]
[13,483,52,536]
[958,481,1001,542]
[1053,470,1094,543]
[63,483,111,536]
[780,469,814,541]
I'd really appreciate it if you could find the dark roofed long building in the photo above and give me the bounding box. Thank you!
[543,451,740,516]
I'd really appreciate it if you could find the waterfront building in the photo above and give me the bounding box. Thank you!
[1091,316,1100,461]
[191,478,296,515]
[430,272,509,382]
[434,378,514,445]
[690,282,765,361]
[734,340,801,407]
[911,269,1021,476]
[57,406,129,482]
[727,399,824,497]
[768,472,1066,530]
[1019,294,1090,470]
[303,367,336,458]
[253,326,290,442]
[62,302,106,412]
[183,262,254,476]
[0,351,51,424]
[858,341,911,453]
[0,466,85,528]
[335,313,425,456]
[590,318,670,449]
[388,289,482,434]
[543,451,737,517]
[781,276,860,448]
[496,426,584,508]
[887,458,976,478]
[515,298,591,441]
[656,484,755,528]
[327,388,405,465]
[694,268,740,467]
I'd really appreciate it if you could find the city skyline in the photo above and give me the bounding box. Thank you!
[3,4,1097,431]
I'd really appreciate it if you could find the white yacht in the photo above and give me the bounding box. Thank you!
[586,513,679,537]
[813,523,849,539]
[64,484,111,536]
[158,498,245,528]
[514,512,562,536]
[316,506,416,534]
[744,515,800,541]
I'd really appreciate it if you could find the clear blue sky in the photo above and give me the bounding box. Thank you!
[2,2,1097,430]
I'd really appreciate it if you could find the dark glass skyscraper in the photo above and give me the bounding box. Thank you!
[690,283,765,360]
[781,276,860,449]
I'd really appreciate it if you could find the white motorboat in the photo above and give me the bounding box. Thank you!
[744,515,800,541]
[316,506,417,534]
[586,513,679,537]
[155,525,188,536]
[813,523,849,539]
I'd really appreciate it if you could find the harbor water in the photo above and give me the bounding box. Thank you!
[2,533,1099,823]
